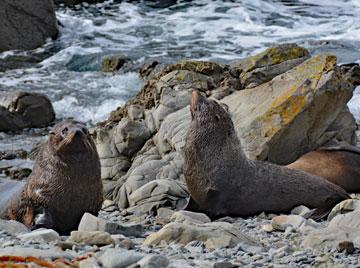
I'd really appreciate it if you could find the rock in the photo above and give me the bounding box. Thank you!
[143,221,258,250]
[69,231,113,245]
[213,262,234,268]
[0,220,30,235]
[135,255,169,268]
[0,149,27,160]
[0,0,58,52]
[18,229,60,243]
[0,92,55,132]
[223,54,355,164]
[79,257,100,268]
[231,43,310,88]
[303,227,360,250]
[101,55,130,72]
[78,213,144,237]
[336,241,354,254]
[156,207,175,225]
[126,179,188,214]
[98,248,144,268]
[4,168,32,180]
[271,215,306,231]
[170,210,211,224]
[291,205,311,216]
[328,199,360,221]
[329,211,360,229]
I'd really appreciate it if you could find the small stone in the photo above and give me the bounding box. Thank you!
[118,239,135,250]
[70,231,113,245]
[291,205,311,216]
[102,199,115,209]
[55,241,79,250]
[18,228,60,243]
[101,55,129,72]
[336,241,354,254]
[78,213,143,237]
[261,224,274,232]
[213,261,234,268]
[136,255,169,268]
[170,210,211,224]
[271,215,305,231]
[79,257,100,268]
[98,248,144,268]
[0,220,30,235]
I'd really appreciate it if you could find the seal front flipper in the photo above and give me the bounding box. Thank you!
[303,207,332,221]
[31,208,54,230]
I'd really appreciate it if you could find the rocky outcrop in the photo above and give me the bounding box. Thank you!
[0,92,55,132]
[95,44,358,213]
[0,0,58,52]
[224,54,355,163]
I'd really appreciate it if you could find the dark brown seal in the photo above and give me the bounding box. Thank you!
[6,120,103,234]
[184,91,349,220]
[287,145,360,192]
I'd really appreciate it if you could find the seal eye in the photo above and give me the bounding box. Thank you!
[62,127,68,136]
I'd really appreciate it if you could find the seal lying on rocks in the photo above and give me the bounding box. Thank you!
[184,91,349,220]
[287,146,360,192]
[5,120,103,234]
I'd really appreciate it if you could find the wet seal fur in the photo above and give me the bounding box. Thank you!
[5,120,103,234]
[184,91,349,220]
[287,145,360,192]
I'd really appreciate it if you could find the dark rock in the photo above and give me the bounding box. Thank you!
[4,168,32,180]
[0,149,28,160]
[0,92,55,132]
[337,241,354,254]
[0,0,58,52]
[101,55,130,73]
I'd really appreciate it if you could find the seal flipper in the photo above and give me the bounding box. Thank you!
[303,207,332,221]
[31,208,54,230]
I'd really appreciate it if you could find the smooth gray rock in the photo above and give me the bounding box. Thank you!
[78,213,144,237]
[17,229,60,242]
[98,248,144,268]
[0,219,29,235]
[0,0,58,52]
[0,92,55,132]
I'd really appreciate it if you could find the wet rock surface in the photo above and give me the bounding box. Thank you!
[0,92,55,132]
[0,0,58,52]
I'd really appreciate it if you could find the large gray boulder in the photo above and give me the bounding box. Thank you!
[0,0,58,52]
[0,92,55,132]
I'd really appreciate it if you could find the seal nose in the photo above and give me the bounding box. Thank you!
[191,90,200,110]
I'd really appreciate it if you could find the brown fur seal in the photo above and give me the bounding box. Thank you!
[5,120,103,234]
[287,145,360,192]
[184,91,349,220]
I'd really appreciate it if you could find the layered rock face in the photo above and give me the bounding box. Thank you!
[0,0,58,52]
[95,44,359,214]
[0,92,55,132]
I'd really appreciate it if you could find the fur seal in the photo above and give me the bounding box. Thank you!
[287,145,360,192]
[184,91,349,220]
[5,120,103,234]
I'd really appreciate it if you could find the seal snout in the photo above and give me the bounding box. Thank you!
[190,90,206,117]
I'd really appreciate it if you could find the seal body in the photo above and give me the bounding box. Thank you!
[287,146,360,192]
[184,91,349,219]
[6,120,103,234]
